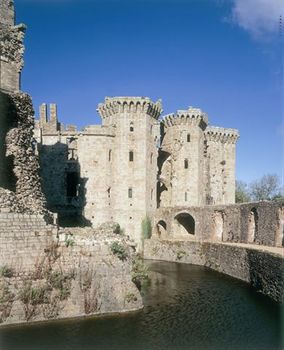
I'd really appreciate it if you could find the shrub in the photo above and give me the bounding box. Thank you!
[176,250,186,260]
[65,238,75,248]
[132,256,149,290]
[110,242,128,261]
[125,293,137,303]
[141,216,152,239]
[0,266,14,278]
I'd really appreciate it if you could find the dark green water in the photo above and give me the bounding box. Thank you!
[0,261,282,350]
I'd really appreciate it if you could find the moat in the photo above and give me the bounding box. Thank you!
[0,261,282,350]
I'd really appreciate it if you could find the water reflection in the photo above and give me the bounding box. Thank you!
[0,261,282,350]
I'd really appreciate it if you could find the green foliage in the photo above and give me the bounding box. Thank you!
[125,293,137,303]
[18,281,48,306]
[131,256,149,290]
[48,270,73,300]
[65,238,75,248]
[0,266,14,278]
[176,250,186,260]
[110,242,128,261]
[141,216,152,240]
[236,174,283,203]
[235,180,251,203]
[250,174,282,201]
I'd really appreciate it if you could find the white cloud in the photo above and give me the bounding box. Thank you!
[231,0,284,38]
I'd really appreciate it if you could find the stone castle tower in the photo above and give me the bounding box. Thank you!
[0,0,26,92]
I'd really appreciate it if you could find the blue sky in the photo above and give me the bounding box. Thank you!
[15,0,283,184]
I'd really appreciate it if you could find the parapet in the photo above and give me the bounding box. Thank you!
[162,106,208,130]
[97,96,163,120]
[205,126,239,144]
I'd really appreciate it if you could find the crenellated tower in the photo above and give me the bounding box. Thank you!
[97,97,162,244]
[159,107,208,207]
[0,0,26,92]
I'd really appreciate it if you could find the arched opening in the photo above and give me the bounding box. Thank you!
[248,208,258,243]
[175,213,195,236]
[276,207,284,247]
[213,211,224,242]
[157,220,167,237]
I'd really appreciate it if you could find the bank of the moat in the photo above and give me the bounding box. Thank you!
[0,261,282,350]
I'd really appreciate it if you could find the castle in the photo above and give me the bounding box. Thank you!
[0,3,283,326]
[35,100,239,243]
[0,0,240,245]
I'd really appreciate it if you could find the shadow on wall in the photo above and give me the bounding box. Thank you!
[38,142,91,227]
[0,91,17,190]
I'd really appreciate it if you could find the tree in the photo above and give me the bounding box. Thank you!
[250,174,283,201]
[235,180,251,203]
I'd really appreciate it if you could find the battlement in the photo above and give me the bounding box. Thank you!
[97,96,163,120]
[205,126,239,144]
[162,106,208,129]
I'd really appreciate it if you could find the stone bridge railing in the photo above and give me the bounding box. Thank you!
[153,200,284,248]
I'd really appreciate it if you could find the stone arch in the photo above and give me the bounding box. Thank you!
[213,211,224,242]
[175,212,195,236]
[156,220,167,237]
[275,207,284,247]
[248,208,258,243]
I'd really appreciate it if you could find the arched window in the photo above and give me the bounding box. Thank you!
[129,151,134,162]
[128,188,133,198]
[185,192,188,202]
[107,187,111,198]
[151,189,154,200]
[109,150,112,161]
[187,134,190,142]
[150,153,153,164]
[184,159,188,169]
[130,122,134,132]
[150,125,153,134]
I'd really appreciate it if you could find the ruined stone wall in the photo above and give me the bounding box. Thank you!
[144,239,283,303]
[0,91,47,215]
[0,218,143,326]
[154,200,284,247]
[0,0,15,26]
[0,0,25,93]
[0,212,54,271]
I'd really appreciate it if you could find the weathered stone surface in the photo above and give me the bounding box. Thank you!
[0,218,143,327]
[0,91,48,216]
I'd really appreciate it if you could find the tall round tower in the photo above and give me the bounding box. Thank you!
[97,97,162,244]
[158,107,208,207]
